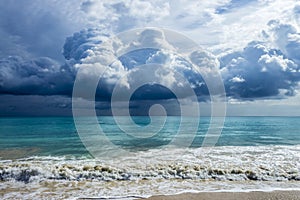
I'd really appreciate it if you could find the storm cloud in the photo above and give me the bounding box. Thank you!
[0,56,74,96]
[1,24,300,102]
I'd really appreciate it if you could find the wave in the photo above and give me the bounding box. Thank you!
[259,136,283,140]
[1,145,300,183]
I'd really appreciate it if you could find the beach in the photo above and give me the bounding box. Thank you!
[144,191,300,200]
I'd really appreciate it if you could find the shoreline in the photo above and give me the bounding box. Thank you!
[143,190,300,200]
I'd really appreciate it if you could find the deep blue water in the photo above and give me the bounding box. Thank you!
[0,116,299,158]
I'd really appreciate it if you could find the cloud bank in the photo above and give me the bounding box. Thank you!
[1,21,300,102]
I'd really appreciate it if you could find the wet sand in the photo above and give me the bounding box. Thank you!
[0,147,40,160]
[144,190,300,200]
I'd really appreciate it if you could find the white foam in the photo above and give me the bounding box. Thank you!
[259,136,283,140]
[1,145,300,199]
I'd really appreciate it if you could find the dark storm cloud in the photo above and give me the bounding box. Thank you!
[0,56,74,96]
[0,1,83,98]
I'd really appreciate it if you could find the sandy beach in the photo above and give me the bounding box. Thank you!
[144,191,300,200]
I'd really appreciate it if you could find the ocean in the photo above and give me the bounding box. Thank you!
[0,116,300,199]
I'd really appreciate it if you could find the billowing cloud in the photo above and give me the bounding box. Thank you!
[220,40,300,99]
[65,28,215,101]
[265,20,300,65]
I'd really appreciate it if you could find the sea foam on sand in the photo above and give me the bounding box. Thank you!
[1,145,300,199]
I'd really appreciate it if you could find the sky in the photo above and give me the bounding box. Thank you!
[0,0,300,116]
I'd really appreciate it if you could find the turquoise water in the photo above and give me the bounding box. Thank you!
[0,116,299,158]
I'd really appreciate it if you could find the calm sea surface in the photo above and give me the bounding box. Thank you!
[0,117,299,157]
